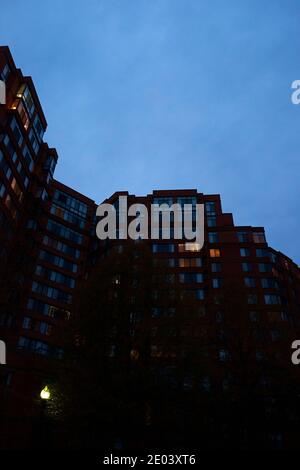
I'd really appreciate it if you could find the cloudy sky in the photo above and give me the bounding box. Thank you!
[1,0,299,262]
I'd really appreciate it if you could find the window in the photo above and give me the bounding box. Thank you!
[46,220,83,244]
[53,190,88,217]
[261,278,279,289]
[179,243,202,252]
[207,216,217,227]
[208,232,219,243]
[179,273,203,283]
[22,145,34,172]
[39,250,78,273]
[43,236,81,259]
[179,258,202,268]
[153,258,176,268]
[196,289,205,300]
[27,219,37,230]
[256,351,264,362]
[264,294,281,305]
[253,232,266,243]
[153,197,173,206]
[22,86,35,116]
[270,330,281,341]
[256,248,269,258]
[216,312,224,322]
[244,277,255,288]
[247,294,258,304]
[0,313,14,328]
[29,128,39,154]
[205,201,216,215]
[18,336,49,356]
[212,278,222,288]
[152,244,174,253]
[0,183,5,198]
[259,263,272,273]
[211,262,221,273]
[50,204,85,229]
[200,377,211,392]
[210,249,220,258]
[219,349,230,362]
[242,262,252,272]
[240,248,250,257]
[0,149,12,180]
[0,63,10,82]
[35,265,76,289]
[33,114,44,142]
[16,100,30,130]
[237,232,248,243]
[10,117,23,147]
[249,311,259,322]
[43,155,56,177]
[27,298,69,318]
[22,316,31,330]
[32,281,72,304]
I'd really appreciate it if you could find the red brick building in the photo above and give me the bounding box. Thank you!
[1,46,300,449]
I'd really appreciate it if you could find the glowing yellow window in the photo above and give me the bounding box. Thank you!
[210,248,220,258]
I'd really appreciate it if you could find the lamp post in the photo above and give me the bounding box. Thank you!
[39,385,51,448]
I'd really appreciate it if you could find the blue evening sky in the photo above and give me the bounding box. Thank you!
[1,0,299,263]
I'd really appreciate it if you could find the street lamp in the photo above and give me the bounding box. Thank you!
[40,385,51,401]
[38,386,51,448]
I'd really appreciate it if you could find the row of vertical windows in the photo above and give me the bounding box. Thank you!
[35,265,76,289]
[242,263,273,273]
[32,281,72,304]
[28,128,39,154]
[39,250,78,273]
[3,132,34,175]
[0,149,12,180]
[152,258,202,268]
[18,85,35,117]
[17,336,63,359]
[10,117,23,147]
[27,298,70,319]
[179,273,203,283]
[53,189,88,217]
[50,204,86,229]
[22,316,53,336]
[46,220,84,245]
[237,232,266,243]
[0,63,10,82]
[42,235,81,258]
[240,248,277,261]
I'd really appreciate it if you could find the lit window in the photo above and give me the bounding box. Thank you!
[179,243,202,252]
[210,249,220,258]
[179,258,202,268]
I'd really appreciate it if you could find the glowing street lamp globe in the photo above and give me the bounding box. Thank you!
[40,385,51,400]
